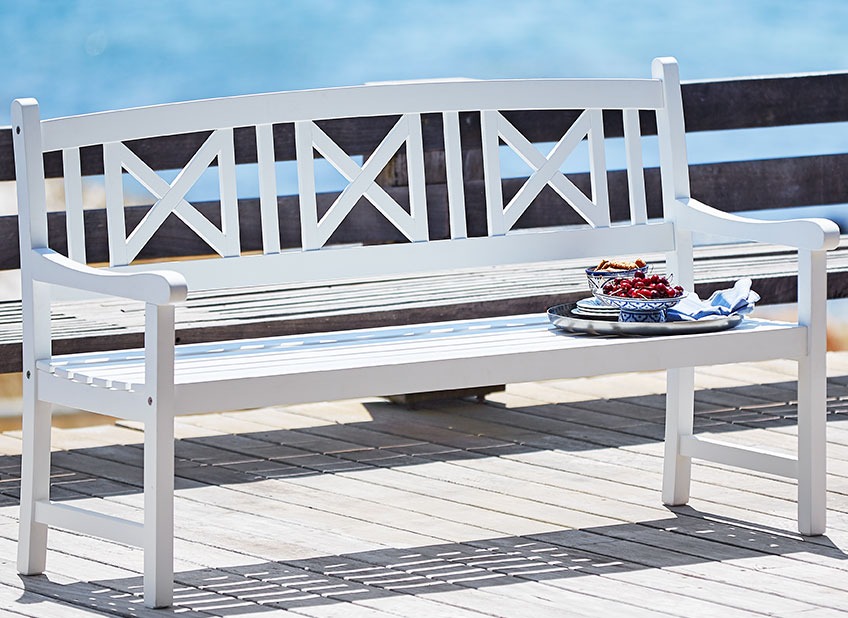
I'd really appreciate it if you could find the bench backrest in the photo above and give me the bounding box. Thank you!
[13,57,691,294]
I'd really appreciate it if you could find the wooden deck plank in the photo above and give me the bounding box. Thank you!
[154,393,848,541]
[389,394,848,537]
[1,356,848,616]
[541,540,818,616]
[0,581,152,618]
[269,387,848,518]
[186,376,840,544]
[0,536,186,618]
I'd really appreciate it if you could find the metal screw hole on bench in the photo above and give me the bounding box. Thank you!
[10,57,838,609]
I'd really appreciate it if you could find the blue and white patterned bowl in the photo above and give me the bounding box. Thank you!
[592,290,687,323]
[585,265,649,292]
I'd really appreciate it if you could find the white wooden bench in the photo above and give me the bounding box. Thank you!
[13,57,839,608]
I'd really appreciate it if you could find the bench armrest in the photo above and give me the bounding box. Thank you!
[31,248,188,305]
[673,198,840,252]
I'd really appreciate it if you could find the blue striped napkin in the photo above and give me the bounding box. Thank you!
[666,278,760,322]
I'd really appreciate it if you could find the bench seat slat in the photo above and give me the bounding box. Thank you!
[38,315,806,414]
[178,319,805,413]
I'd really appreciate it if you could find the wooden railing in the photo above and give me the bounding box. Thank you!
[0,72,847,375]
[0,72,846,269]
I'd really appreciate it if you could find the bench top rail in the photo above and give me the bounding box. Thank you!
[38,78,665,151]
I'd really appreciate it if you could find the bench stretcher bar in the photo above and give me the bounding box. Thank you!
[34,500,144,547]
[680,434,799,479]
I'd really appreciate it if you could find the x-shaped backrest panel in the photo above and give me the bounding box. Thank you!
[295,114,428,250]
[481,109,610,235]
[103,129,240,266]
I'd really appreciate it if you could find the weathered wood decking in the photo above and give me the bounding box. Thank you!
[3,237,848,375]
[1,355,847,617]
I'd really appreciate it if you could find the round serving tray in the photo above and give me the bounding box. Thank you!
[547,303,744,336]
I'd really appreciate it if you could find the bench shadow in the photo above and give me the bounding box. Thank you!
[5,377,848,613]
[16,507,847,615]
[0,378,846,509]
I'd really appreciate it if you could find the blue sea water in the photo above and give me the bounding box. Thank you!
[7,1,847,112]
[0,1,847,307]
[2,1,846,139]
[0,1,846,210]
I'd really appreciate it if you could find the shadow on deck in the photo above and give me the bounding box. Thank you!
[15,508,847,615]
[0,379,846,507]
[2,377,848,613]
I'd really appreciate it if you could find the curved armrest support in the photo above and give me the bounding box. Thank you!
[32,248,189,305]
[673,198,840,252]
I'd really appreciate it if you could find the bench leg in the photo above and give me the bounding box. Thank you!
[17,394,52,575]
[796,249,827,536]
[143,407,175,608]
[663,367,694,506]
[797,354,827,536]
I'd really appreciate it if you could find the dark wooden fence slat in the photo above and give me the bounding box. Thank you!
[1,72,847,181]
[0,129,12,181]
[1,153,846,271]
[683,72,848,132]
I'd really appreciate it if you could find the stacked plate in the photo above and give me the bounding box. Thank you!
[571,297,620,319]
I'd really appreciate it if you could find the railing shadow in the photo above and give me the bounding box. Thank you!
[16,506,847,615]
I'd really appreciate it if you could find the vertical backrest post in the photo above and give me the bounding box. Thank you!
[294,120,320,251]
[622,109,648,225]
[653,57,694,287]
[442,111,467,239]
[12,99,49,253]
[586,109,610,227]
[12,98,53,369]
[480,110,505,236]
[216,128,241,257]
[62,147,87,263]
[404,113,429,242]
[103,142,129,266]
[255,123,282,254]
